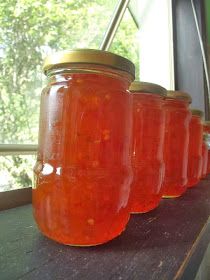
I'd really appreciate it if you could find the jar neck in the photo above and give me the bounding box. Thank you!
[46,64,133,90]
[132,92,163,106]
[203,125,210,134]
[164,98,189,109]
[191,115,202,124]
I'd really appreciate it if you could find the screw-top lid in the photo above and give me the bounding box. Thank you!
[203,133,209,142]
[166,90,192,103]
[203,121,210,127]
[129,81,167,96]
[43,49,135,79]
[203,133,208,141]
[191,108,204,118]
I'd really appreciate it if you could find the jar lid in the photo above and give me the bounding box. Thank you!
[203,121,210,127]
[43,49,135,79]
[191,108,204,118]
[166,90,192,103]
[129,81,167,96]
[203,133,208,141]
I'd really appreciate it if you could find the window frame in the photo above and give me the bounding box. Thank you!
[172,0,210,118]
[0,187,31,211]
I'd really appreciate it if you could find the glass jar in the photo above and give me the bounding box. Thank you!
[187,109,203,188]
[33,49,135,246]
[162,91,192,198]
[129,82,166,213]
[203,121,210,174]
[201,134,208,179]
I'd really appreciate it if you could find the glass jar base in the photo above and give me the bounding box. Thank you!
[66,242,104,247]
[39,228,125,247]
[35,212,130,247]
[162,194,181,199]
[187,179,200,188]
[130,204,159,214]
[131,211,154,214]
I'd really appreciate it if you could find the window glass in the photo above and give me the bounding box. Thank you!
[0,1,140,192]
[0,0,118,144]
[0,155,35,192]
[110,9,140,79]
[0,0,174,192]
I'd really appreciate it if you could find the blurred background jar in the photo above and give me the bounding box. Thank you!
[187,109,203,188]
[201,133,208,179]
[203,121,210,174]
[129,82,166,213]
[162,91,192,198]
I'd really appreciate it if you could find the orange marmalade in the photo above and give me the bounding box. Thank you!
[203,121,210,174]
[162,91,192,198]
[129,82,166,213]
[33,49,135,246]
[187,109,203,188]
[201,134,208,178]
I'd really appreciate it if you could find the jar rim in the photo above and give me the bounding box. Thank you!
[166,90,192,103]
[43,49,135,80]
[129,81,167,97]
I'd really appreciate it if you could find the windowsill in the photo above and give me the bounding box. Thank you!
[1,177,210,280]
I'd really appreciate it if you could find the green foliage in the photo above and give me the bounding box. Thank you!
[0,0,139,191]
[0,155,34,191]
[110,10,139,78]
[205,0,210,44]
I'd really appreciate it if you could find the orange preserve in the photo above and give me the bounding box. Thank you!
[201,134,208,179]
[129,82,166,213]
[187,109,203,188]
[203,121,210,174]
[162,91,192,198]
[33,49,135,246]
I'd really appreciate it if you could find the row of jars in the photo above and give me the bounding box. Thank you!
[33,49,210,246]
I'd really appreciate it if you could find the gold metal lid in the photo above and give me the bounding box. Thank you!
[129,81,167,96]
[191,108,204,118]
[166,90,192,103]
[203,133,208,141]
[203,121,210,126]
[43,49,135,79]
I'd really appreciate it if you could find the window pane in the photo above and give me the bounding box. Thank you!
[128,0,174,89]
[0,155,35,192]
[205,0,210,69]
[110,9,140,79]
[0,0,117,144]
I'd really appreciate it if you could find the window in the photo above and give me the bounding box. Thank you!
[110,9,140,79]
[0,0,176,193]
[0,155,35,192]
[0,0,140,192]
[129,0,174,89]
[205,0,210,67]
[0,0,119,145]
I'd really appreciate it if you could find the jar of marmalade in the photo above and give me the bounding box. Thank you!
[203,121,210,174]
[162,91,192,198]
[187,109,203,188]
[129,82,166,213]
[33,49,135,246]
[201,134,208,179]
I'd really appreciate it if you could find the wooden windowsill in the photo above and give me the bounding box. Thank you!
[1,177,210,279]
[0,187,32,211]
